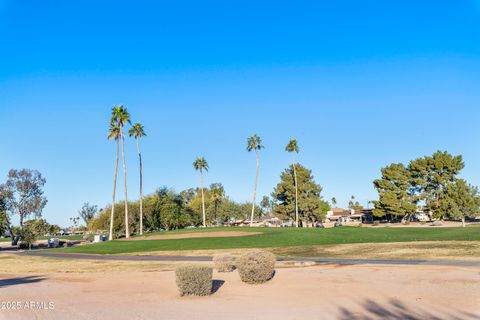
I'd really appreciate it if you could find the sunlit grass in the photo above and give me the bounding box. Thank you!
[57,226,480,255]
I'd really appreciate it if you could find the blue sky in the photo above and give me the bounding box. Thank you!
[1,1,480,226]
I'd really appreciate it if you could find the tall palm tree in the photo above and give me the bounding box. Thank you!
[331,197,337,207]
[107,122,120,240]
[111,105,131,238]
[129,123,146,235]
[247,134,264,226]
[285,139,300,227]
[193,157,209,227]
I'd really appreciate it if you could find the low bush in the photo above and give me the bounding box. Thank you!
[373,221,380,226]
[175,265,213,296]
[432,220,443,226]
[237,250,276,284]
[18,242,30,250]
[213,253,235,272]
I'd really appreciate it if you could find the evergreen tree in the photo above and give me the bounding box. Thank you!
[272,164,329,226]
[373,163,416,219]
[409,151,464,219]
[443,179,480,226]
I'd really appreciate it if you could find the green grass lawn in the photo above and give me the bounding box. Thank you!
[57,226,480,255]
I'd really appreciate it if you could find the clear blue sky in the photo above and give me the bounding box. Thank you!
[1,1,480,226]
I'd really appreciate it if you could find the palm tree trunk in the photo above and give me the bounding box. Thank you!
[292,153,299,228]
[120,126,129,238]
[136,138,143,235]
[200,171,206,227]
[109,139,119,241]
[462,216,465,227]
[250,150,259,226]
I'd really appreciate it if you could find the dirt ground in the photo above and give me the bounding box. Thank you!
[0,264,479,320]
[126,231,260,240]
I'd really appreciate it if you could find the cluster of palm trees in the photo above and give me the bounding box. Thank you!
[108,105,146,240]
[108,109,302,238]
[193,135,302,228]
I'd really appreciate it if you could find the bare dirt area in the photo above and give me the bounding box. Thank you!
[123,241,480,261]
[127,231,260,241]
[0,264,479,320]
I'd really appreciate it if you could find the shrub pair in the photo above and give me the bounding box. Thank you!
[212,250,276,284]
[175,250,276,296]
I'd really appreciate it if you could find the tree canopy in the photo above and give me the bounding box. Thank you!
[0,169,48,244]
[272,164,329,226]
[246,134,264,152]
[373,151,479,220]
[78,202,98,226]
[373,163,416,218]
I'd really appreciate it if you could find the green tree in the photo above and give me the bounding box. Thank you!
[107,121,120,240]
[272,164,329,226]
[48,224,61,235]
[285,139,300,227]
[27,219,51,236]
[373,163,416,219]
[89,188,196,234]
[0,197,7,236]
[21,220,39,250]
[193,157,209,227]
[111,105,131,238]
[260,196,272,215]
[247,134,264,226]
[409,151,465,219]
[150,188,193,230]
[0,169,47,245]
[78,202,98,226]
[443,179,480,227]
[129,122,146,235]
[209,183,225,223]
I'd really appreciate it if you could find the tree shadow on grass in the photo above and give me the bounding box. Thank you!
[337,298,479,320]
[211,280,225,294]
[0,276,46,288]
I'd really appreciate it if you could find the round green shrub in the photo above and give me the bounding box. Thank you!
[237,250,276,284]
[175,265,213,296]
[213,253,235,272]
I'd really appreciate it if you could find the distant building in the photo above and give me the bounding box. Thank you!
[326,208,373,223]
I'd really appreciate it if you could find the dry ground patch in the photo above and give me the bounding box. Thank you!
[1,264,479,319]
[0,254,186,273]
[124,241,480,261]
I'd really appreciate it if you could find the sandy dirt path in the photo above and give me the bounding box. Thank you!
[0,264,479,320]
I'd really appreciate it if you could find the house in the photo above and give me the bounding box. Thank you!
[262,217,283,227]
[326,208,373,223]
[403,210,432,222]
